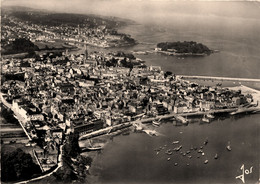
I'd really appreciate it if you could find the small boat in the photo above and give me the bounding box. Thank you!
[165,149,173,155]
[173,145,182,152]
[226,141,232,151]
[172,141,179,144]
[152,120,160,127]
[174,163,178,166]
[26,142,36,147]
[204,139,208,145]
[214,154,218,159]
[143,129,159,136]
[204,160,209,164]
[202,115,210,123]
[86,139,103,151]
[167,157,171,161]
[226,145,232,151]
[87,145,103,151]
[152,118,161,127]
[206,114,214,119]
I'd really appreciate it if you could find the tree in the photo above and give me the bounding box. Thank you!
[1,148,41,182]
[64,133,80,158]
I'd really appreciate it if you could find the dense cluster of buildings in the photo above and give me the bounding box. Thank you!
[2,50,253,140]
[1,14,134,49]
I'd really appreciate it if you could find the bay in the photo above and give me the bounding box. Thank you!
[90,114,260,184]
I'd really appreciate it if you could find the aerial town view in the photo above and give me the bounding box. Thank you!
[1,1,260,184]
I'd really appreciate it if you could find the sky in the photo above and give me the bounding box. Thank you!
[2,0,260,23]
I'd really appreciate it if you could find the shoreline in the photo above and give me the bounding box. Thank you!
[156,50,210,56]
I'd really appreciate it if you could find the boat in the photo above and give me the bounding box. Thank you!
[165,149,173,155]
[206,114,214,119]
[85,139,104,151]
[173,145,182,152]
[152,120,160,127]
[202,115,210,123]
[204,139,208,145]
[86,145,103,151]
[167,157,171,161]
[214,154,218,159]
[198,149,203,153]
[172,141,180,144]
[226,145,232,151]
[152,118,161,127]
[226,141,232,151]
[143,129,159,136]
[204,160,209,164]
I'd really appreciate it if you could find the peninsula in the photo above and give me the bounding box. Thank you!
[155,41,213,56]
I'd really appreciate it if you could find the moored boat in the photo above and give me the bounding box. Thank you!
[214,153,218,159]
[173,145,182,152]
[206,114,214,119]
[226,145,232,151]
[172,140,179,144]
[152,120,161,127]
[202,115,210,123]
[226,141,232,151]
[86,145,103,151]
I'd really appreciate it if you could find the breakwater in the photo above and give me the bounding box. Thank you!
[178,75,260,82]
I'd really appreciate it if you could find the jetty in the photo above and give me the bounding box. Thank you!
[177,75,260,82]
[230,106,260,115]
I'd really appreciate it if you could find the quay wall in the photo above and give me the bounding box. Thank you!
[178,75,260,82]
[79,122,132,140]
[79,108,240,140]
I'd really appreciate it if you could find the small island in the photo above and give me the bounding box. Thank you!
[155,41,213,56]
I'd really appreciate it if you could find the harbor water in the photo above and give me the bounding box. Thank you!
[90,114,260,184]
